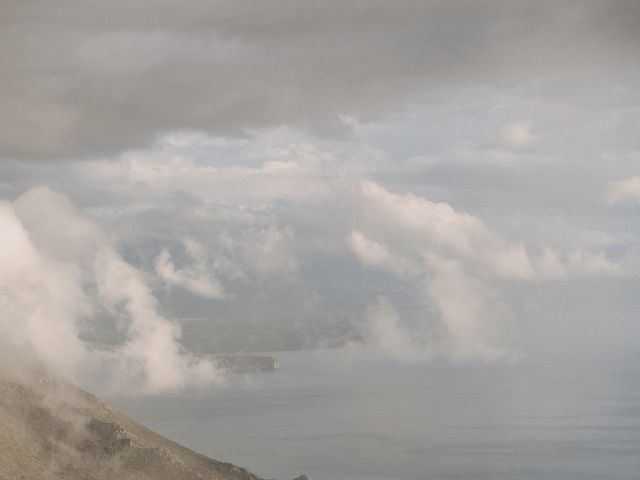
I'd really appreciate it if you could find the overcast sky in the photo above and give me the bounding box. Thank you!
[2,1,640,393]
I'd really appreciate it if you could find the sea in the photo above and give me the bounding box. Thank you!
[106,349,640,480]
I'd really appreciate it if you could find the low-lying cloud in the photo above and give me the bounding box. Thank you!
[155,242,227,299]
[349,181,626,362]
[0,187,219,394]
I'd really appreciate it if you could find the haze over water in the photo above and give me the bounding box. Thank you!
[109,350,640,480]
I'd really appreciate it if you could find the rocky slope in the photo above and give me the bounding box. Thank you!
[0,366,280,480]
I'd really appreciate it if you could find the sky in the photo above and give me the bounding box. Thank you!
[2,1,640,394]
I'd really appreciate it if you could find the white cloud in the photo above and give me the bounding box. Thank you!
[350,181,623,362]
[189,224,298,283]
[566,249,623,277]
[96,247,218,393]
[424,256,517,362]
[358,181,537,279]
[78,128,341,207]
[359,180,489,257]
[13,186,105,267]
[350,231,397,270]
[607,176,640,205]
[349,230,421,277]
[351,182,523,360]
[533,247,624,279]
[353,297,433,363]
[0,187,220,394]
[155,246,226,299]
[0,201,88,377]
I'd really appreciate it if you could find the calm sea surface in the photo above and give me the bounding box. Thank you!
[107,350,640,480]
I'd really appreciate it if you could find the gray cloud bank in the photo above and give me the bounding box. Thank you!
[2,1,639,159]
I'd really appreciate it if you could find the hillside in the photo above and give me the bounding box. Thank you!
[0,366,276,480]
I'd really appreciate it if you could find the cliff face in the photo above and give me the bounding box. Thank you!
[0,368,263,480]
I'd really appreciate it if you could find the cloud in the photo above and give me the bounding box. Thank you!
[424,256,517,362]
[351,297,433,363]
[566,249,623,277]
[350,231,409,275]
[2,1,639,159]
[13,186,105,266]
[0,201,88,377]
[0,0,639,382]
[75,128,338,206]
[607,176,640,205]
[357,180,536,279]
[349,181,624,361]
[0,118,636,369]
[95,247,217,393]
[155,244,226,299]
[350,182,525,360]
[359,180,489,256]
[0,187,220,394]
